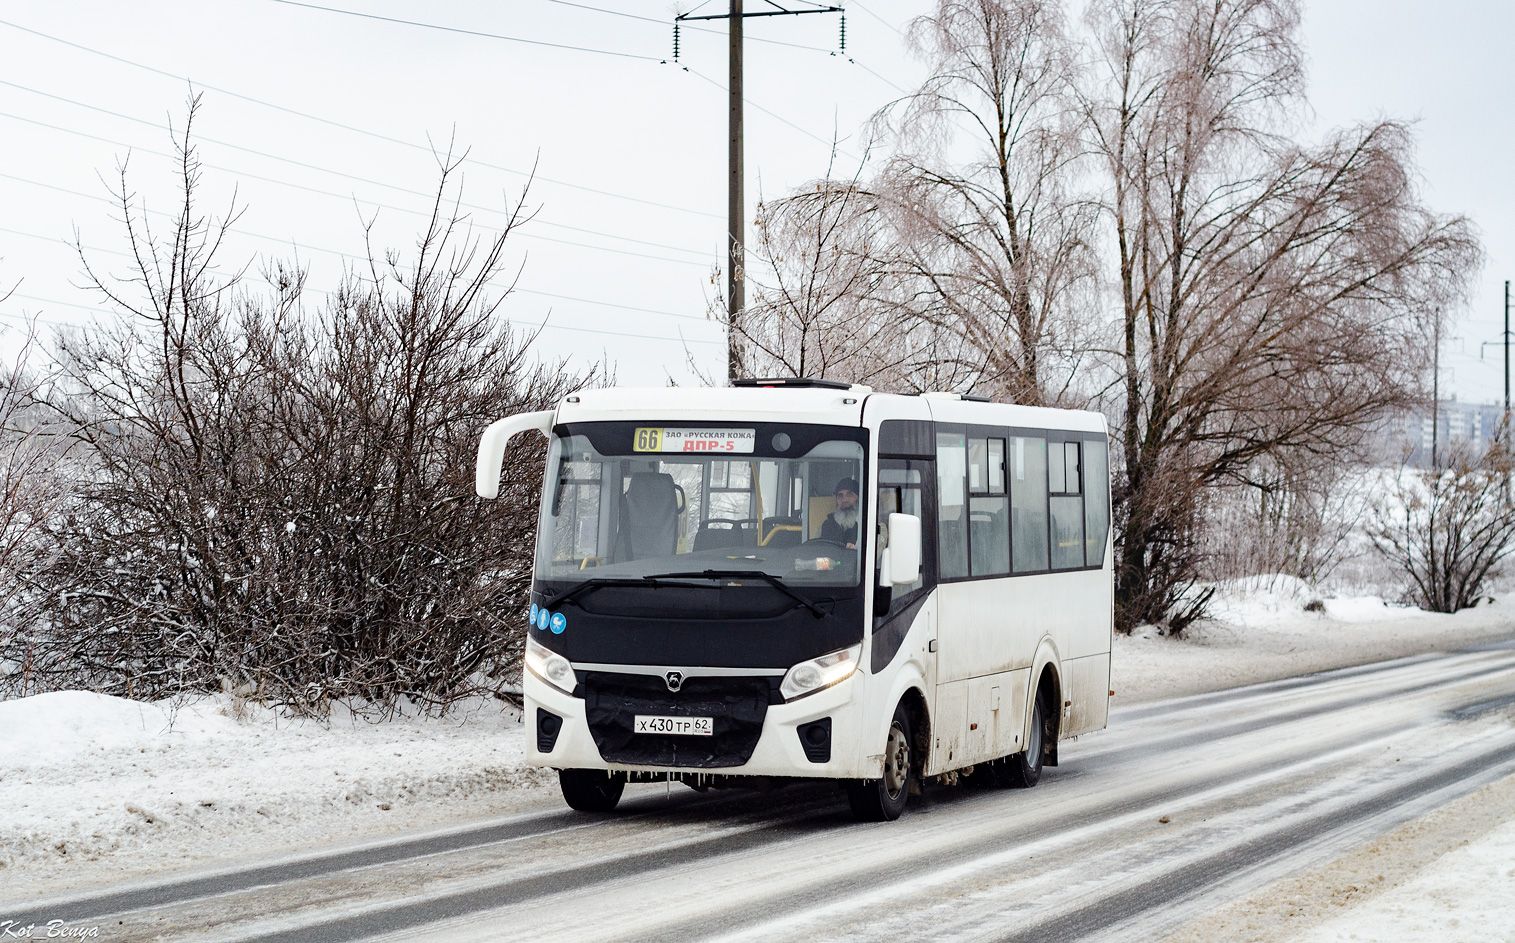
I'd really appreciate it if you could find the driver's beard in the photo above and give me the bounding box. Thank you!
[833,506,858,530]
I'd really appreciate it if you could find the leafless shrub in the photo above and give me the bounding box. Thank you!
[1204,455,1374,588]
[1367,443,1515,613]
[20,99,591,712]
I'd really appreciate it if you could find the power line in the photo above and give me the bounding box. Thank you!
[264,0,662,62]
[848,1,905,37]
[0,18,720,220]
[252,6,855,164]
[0,111,713,268]
[0,84,710,259]
[850,57,909,94]
[0,301,82,329]
[683,67,860,159]
[1,222,720,328]
[3,288,721,346]
[0,16,876,221]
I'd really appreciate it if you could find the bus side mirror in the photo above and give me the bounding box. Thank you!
[476,410,555,499]
[885,513,921,585]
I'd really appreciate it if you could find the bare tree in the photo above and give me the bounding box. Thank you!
[28,99,591,711]
[871,0,1099,405]
[737,146,933,387]
[0,313,71,695]
[1083,0,1481,632]
[1368,443,1515,613]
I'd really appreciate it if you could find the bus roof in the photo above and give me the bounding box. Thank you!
[554,386,1106,436]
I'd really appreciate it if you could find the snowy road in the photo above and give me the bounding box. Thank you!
[10,641,1515,943]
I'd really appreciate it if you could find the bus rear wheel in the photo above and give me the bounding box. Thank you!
[996,690,1047,789]
[846,704,913,822]
[559,769,625,812]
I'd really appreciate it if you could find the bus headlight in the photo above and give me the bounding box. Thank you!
[780,643,862,702]
[525,636,577,695]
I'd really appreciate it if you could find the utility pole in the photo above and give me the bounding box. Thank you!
[1433,312,1440,470]
[1482,281,1512,449]
[729,1,744,382]
[677,2,844,382]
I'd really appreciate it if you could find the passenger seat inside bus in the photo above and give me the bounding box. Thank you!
[760,516,803,548]
[614,472,680,560]
[693,519,755,551]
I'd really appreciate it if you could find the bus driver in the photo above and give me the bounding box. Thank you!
[821,477,860,549]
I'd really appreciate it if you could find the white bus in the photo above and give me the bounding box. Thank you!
[476,378,1113,821]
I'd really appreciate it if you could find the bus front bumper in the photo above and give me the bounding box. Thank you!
[523,670,870,780]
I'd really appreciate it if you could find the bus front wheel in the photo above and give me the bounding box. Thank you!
[846,704,913,822]
[559,769,625,812]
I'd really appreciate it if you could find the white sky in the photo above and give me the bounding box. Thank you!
[1,0,1510,403]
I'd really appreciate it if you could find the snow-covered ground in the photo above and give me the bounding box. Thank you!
[1114,576,1515,702]
[1295,814,1515,943]
[0,692,554,894]
[2,583,1513,941]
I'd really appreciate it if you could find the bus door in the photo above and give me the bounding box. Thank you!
[872,455,938,715]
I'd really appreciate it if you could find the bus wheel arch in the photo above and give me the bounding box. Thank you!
[1034,663,1061,768]
[898,686,930,789]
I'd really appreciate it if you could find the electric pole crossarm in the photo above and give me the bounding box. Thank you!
[677,4,842,21]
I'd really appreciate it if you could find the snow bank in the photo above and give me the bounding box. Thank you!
[0,691,549,889]
[1200,574,1418,629]
[1113,587,1515,703]
[1293,817,1515,942]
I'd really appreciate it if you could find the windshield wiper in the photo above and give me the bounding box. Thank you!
[545,576,713,609]
[650,570,829,619]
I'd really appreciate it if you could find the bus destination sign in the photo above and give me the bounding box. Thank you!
[633,427,755,454]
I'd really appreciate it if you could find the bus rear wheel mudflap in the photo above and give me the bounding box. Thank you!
[845,703,914,822]
[559,768,627,812]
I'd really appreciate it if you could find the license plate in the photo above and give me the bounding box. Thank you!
[634,715,713,736]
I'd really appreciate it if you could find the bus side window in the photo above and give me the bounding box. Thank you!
[1011,436,1049,572]
[969,437,1009,577]
[1049,440,1084,570]
[1083,439,1110,566]
[936,433,969,579]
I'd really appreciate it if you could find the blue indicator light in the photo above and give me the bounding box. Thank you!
[550,612,567,635]
[537,609,551,631]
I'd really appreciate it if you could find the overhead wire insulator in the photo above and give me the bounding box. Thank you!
[839,12,846,52]
[673,20,681,61]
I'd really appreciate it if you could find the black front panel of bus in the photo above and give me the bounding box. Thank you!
[584,672,771,767]
[528,589,866,669]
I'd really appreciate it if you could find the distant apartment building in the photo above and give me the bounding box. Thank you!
[1397,400,1510,467]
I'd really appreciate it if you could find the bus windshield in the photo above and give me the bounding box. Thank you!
[534,424,866,589]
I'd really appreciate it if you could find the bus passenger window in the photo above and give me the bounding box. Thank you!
[1011,436,1049,573]
[1050,441,1083,569]
[1084,440,1110,566]
[936,434,969,579]
[969,437,1008,577]
[988,438,1006,493]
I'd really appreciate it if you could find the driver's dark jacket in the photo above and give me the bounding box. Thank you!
[820,515,857,546]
